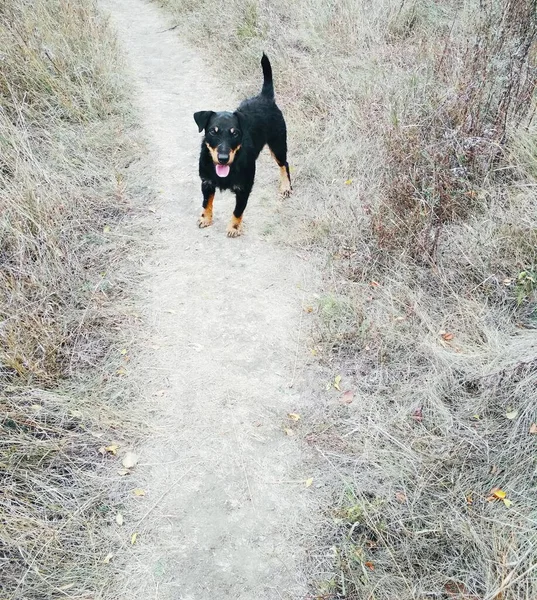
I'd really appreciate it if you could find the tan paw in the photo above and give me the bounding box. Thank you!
[226,216,243,237]
[198,213,213,228]
[279,184,292,198]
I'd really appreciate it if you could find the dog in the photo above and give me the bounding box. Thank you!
[193,53,291,237]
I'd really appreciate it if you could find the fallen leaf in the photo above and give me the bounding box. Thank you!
[116,367,127,376]
[133,488,146,497]
[503,498,513,508]
[395,491,407,503]
[131,532,138,545]
[305,478,313,488]
[412,407,423,423]
[103,225,111,233]
[444,582,468,597]
[344,179,353,185]
[340,390,354,404]
[122,452,139,469]
[365,562,375,571]
[487,487,507,502]
[370,281,380,287]
[505,409,518,420]
[103,553,114,564]
[466,495,473,505]
[530,423,537,434]
[120,348,127,355]
[441,332,454,341]
[288,413,301,421]
[153,389,167,397]
[103,444,119,455]
[284,428,294,436]
[309,347,317,356]
[334,375,342,391]
[165,309,176,314]
[148,206,156,213]
[117,468,130,476]
[304,306,314,313]
[116,513,124,526]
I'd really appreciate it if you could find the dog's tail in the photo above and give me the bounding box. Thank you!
[261,53,274,100]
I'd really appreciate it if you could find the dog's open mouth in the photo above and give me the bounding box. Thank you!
[215,164,230,178]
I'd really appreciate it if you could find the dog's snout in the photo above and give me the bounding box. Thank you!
[217,153,230,164]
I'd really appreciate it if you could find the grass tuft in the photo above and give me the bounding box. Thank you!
[0,0,145,596]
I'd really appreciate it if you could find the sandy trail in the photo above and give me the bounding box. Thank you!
[101,1,313,598]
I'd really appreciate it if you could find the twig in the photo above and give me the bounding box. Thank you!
[157,24,179,33]
[136,465,195,527]
[233,419,255,509]
[288,284,307,388]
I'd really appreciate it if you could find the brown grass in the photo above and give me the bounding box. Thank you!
[1,0,146,596]
[157,0,537,598]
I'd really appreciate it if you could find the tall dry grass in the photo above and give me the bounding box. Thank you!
[158,0,537,598]
[1,1,145,596]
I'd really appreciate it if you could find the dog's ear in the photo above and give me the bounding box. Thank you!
[194,111,214,133]
[234,110,248,132]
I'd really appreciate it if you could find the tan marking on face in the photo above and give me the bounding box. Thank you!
[206,143,219,164]
[226,214,243,237]
[205,143,241,165]
[228,144,241,164]
[198,193,214,228]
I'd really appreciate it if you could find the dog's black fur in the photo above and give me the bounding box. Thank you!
[194,54,291,237]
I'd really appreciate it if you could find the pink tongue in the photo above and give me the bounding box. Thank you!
[215,164,230,177]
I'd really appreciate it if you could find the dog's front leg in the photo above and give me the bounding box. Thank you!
[198,180,215,228]
[227,188,251,237]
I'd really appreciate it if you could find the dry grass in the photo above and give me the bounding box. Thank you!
[158,0,537,598]
[1,0,146,596]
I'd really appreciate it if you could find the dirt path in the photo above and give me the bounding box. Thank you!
[102,1,314,598]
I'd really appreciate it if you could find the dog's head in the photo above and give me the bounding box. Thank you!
[194,110,246,178]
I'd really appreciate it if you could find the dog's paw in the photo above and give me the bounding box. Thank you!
[279,179,292,198]
[280,187,292,198]
[198,213,213,228]
[226,221,243,237]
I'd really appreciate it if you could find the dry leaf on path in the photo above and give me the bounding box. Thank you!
[288,413,300,421]
[441,332,454,341]
[365,562,375,571]
[505,409,518,420]
[100,444,119,456]
[530,423,537,434]
[395,491,407,503]
[412,407,423,423]
[334,375,342,391]
[117,468,130,476]
[116,513,124,526]
[133,488,146,497]
[131,532,138,545]
[122,452,139,469]
[487,487,507,502]
[284,428,294,436]
[103,553,114,564]
[305,478,313,488]
[340,390,354,404]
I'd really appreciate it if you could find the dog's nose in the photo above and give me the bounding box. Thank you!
[217,153,229,164]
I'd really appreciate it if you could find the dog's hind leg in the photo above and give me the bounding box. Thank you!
[198,179,215,228]
[268,137,292,198]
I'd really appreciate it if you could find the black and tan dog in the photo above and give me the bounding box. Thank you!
[194,54,291,237]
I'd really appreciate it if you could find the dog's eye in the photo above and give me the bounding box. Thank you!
[208,128,218,135]
[231,129,240,137]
